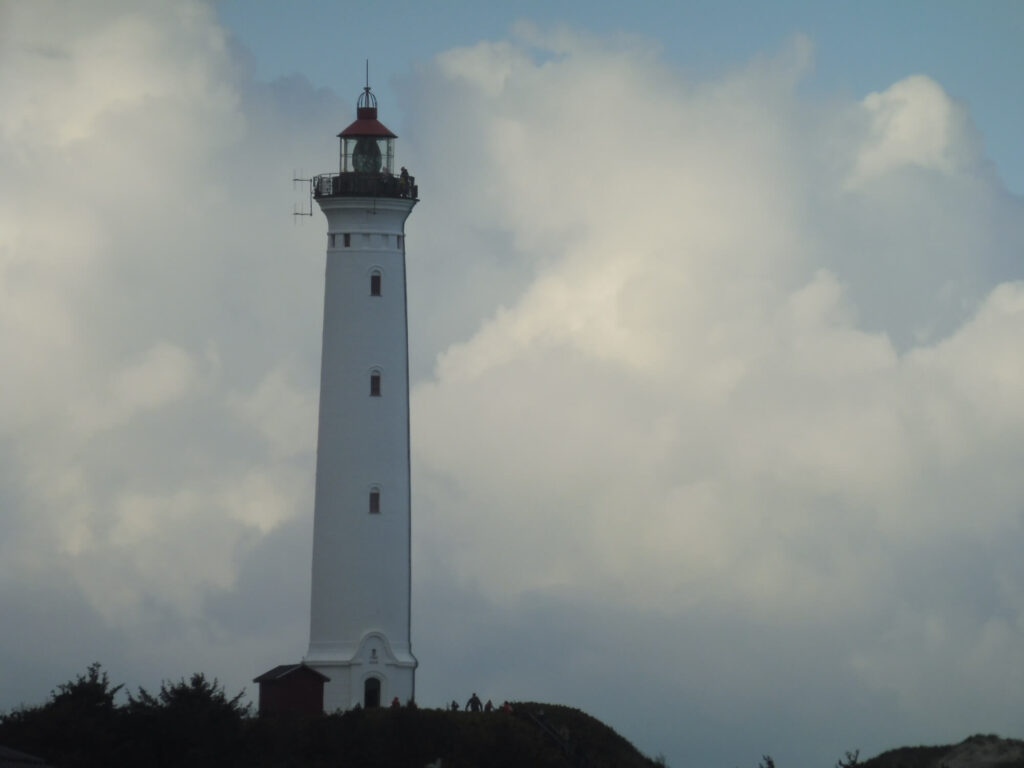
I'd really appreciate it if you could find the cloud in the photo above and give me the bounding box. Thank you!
[404,25,1024,763]
[0,0,325,694]
[852,75,978,183]
[2,5,1023,768]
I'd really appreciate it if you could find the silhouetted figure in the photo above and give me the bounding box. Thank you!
[391,696,401,709]
[466,693,482,712]
[450,700,460,711]
[399,166,410,197]
[484,699,493,712]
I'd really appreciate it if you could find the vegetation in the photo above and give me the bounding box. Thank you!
[836,749,860,767]
[11,666,1022,768]
[859,733,1024,768]
[759,736,1024,768]
[0,665,660,768]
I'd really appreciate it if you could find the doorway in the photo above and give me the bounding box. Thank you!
[364,677,381,708]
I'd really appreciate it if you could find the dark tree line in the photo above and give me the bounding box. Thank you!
[0,663,249,768]
[757,748,861,768]
[0,666,660,768]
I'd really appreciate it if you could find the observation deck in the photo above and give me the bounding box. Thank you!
[313,171,418,201]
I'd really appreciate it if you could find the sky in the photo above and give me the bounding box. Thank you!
[1,1,1023,767]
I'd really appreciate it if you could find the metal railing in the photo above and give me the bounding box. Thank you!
[313,172,417,200]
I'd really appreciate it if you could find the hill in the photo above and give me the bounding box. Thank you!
[0,666,658,767]
[246,702,662,768]
[861,734,1024,768]
[8,666,1023,767]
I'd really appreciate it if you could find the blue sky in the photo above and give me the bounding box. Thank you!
[2,3,1024,768]
[215,0,1024,194]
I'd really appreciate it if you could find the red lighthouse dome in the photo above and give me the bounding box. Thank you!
[339,85,397,174]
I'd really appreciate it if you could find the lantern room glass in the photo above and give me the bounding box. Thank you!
[340,136,395,175]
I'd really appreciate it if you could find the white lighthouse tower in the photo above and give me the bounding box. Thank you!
[303,83,418,711]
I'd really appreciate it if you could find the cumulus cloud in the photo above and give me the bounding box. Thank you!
[2,4,1023,767]
[404,24,1024,763]
[852,75,979,183]
[0,0,327,693]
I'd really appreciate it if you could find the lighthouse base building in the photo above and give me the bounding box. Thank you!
[256,83,418,714]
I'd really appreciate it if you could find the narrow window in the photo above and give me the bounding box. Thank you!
[370,372,381,397]
[369,489,381,515]
[396,234,403,249]
[343,233,351,247]
[370,271,382,296]
[329,233,336,248]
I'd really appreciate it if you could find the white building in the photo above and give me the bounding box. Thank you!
[302,84,419,711]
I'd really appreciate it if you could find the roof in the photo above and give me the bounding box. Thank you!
[253,663,330,683]
[338,106,397,139]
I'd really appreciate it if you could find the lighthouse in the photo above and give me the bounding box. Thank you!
[302,83,419,711]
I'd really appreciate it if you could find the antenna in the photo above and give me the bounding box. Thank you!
[366,59,369,89]
[293,169,313,218]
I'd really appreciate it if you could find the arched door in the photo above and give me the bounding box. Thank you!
[364,677,381,708]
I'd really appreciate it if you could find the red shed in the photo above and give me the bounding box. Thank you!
[253,663,330,717]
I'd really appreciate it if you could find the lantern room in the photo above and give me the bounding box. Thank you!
[339,86,396,175]
[313,84,416,200]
